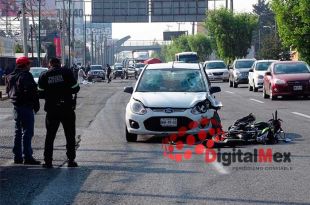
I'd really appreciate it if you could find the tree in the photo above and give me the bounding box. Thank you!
[271,0,310,63]
[258,33,283,59]
[187,34,212,61]
[204,8,258,61]
[15,44,23,53]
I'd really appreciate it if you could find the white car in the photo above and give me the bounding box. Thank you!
[203,60,229,82]
[248,60,277,92]
[30,67,48,84]
[123,62,222,142]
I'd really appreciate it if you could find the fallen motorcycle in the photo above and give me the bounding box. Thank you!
[207,110,291,147]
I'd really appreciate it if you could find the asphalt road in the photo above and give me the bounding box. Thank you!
[0,79,309,205]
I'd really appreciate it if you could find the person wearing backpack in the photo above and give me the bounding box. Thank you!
[6,56,41,165]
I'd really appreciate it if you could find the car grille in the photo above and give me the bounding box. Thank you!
[241,72,248,77]
[213,72,223,76]
[144,117,193,132]
[287,80,309,92]
[150,108,187,113]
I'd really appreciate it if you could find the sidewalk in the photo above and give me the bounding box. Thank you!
[0,85,8,100]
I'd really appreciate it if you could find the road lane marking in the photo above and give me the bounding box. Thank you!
[249,98,264,104]
[225,91,235,94]
[211,162,230,174]
[292,112,310,119]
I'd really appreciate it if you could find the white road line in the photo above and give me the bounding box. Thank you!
[225,91,235,94]
[291,112,310,119]
[211,162,230,174]
[249,98,264,104]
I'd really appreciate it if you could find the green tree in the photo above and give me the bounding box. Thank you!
[204,8,258,61]
[15,44,23,53]
[258,33,283,59]
[271,0,310,63]
[187,34,212,61]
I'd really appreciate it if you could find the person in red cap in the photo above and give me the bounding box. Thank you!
[5,56,41,165]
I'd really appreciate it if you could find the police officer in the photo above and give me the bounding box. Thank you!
[38,58,80,168]
[106,64,112,83]
[6,56,40,165]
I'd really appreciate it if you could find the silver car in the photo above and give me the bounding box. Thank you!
[203,60,229,82]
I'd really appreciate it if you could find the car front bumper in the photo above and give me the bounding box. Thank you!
[125,106,217,136]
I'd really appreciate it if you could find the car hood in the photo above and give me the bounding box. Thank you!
[237,68,251,72]
[275,73,310,81]
[206,69,228,73]
[256,71,267,76]
[132,92,207,108]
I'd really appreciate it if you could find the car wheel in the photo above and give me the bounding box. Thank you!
[270,86,276,100]
[121,75,124,79]
[125,72,129,79]
[233,79,238,88]
[248,83,253,91]
[229,77,233,87]
[125,126,137,142]
[253,81,258,92]
[263,85,269,98]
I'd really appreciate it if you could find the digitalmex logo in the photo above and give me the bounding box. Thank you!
[161,116,292,166]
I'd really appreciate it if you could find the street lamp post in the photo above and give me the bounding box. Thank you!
[38,0,41,66]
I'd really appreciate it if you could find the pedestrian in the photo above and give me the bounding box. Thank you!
[106,64,112,83]
[38,58,80,168]
[6,56,41,165]
[78,67,86,84]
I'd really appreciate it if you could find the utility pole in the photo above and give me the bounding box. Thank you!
[91,30,93,65]
[83,3,87,66]
[68,0,71,67]
[72,1,75,65]
[38,0,41,66]
[30,25,34,59]
[22,0,28,57]
[230,0,233,12]
[192,22,195,35]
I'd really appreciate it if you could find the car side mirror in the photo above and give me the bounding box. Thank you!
[249,69,253,72]
[210,86,221,94]
[265,71,272,76]
[124,86,133,94]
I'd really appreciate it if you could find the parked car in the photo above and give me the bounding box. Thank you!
[263,61,310,100]
[112,63,124,79]
[248,60,277,92]
[229,59,256,88]
[87,65,105,81]
[203,60,229,82]
[30,67,48,84]
[123,62,222,142]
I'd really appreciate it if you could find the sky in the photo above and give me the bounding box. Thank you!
[86,0,258,41]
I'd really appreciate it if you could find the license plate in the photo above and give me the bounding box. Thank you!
[160,118,177,127]
[293,85,303,91]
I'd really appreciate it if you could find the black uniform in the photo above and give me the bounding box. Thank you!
[38,66,80,164]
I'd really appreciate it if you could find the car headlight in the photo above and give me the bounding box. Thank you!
[130,100,147,115]
[234,70,241,76]
[191,100,210,115]
[274,79,286,85]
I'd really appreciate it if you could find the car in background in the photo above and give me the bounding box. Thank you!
[123,62,222,142]
[248,60,277,92]
[30,67,48,84]
[134,63,145,76]
[112,63,124,79]
[122,58,138,79]
[203,60,229,82]
[175,52,199,63]
[263,61,310,100]
[228,59,256,88]
[87,65,105,81]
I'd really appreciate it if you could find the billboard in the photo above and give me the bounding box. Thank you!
[26,0,57,17]
[163,31,188,41]
[0,0,20,17]
[92,0,149,23]
[151,0,208,22]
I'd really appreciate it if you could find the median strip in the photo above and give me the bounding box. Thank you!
[291,112,310,119]
[250,98,264,104]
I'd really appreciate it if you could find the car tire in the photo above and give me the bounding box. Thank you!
[263,86,269,98]
[253,81,258,92]
[125,72,129,79]
[270,86,276,100]
[121,75,124,79]
[233,79,238,88]
[125,127,137,142]
[229,78,233,87]
[248,84,253,91]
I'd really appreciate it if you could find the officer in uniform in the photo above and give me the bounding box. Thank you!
[38,58,80,168]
